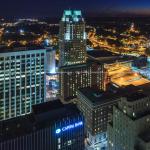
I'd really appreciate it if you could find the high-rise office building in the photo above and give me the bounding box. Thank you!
[108,91,150,150]
[59,61,107,103]
[59,10,108,103]
[77,87,120,148]
[0,100,85,150]
[59,10,86,67]
[0,47,46,121]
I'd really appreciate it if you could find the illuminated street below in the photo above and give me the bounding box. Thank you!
[107,63,150,87]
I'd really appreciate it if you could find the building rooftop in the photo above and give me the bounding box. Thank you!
[116,84,150,101]
[80,84,150,107]
[137,83,150,95]
[61,10,84,22]
[0,46,45,53]
[110,83,150,97]
[139,131,150,143]
[0,100,81,142]
[32,100,64,114]
[87,49,120,58]
[78,87,120,106]
[59,60,102,70]
[125,92,148,102]
[87,49,135,64]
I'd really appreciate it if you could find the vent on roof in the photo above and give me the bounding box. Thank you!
[93,93,102,98]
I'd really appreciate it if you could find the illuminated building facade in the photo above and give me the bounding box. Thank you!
[46,47,56,74]
[59,10,108,103]
[0,100,85,150]
[108,92,150,150]
[0,48,46,121]
[59,61,106,103]
[59,10,86,67]
[77,87,120,148]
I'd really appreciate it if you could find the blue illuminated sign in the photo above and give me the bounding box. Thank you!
[56,129,61,134]
[56,121,83,134]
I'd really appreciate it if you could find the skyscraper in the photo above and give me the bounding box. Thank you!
[0,47,46,121]
[59,10,87,67]
[59,10,107,103]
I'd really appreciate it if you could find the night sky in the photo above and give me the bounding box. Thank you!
[0,0,150,18]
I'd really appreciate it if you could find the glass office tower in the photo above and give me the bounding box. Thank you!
[0,48,46,120]
[59,10,87,67]
[59,10,107,103]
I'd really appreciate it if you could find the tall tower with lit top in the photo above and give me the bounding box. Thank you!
[59,10,107,103]
[59,10,87,67]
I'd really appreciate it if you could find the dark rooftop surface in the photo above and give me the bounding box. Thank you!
[78,84,150,106]
[139,131,150,143]
[125,92,147,102]
[0,46,45,53]
[109,83,150,120]
[78,87,120,106]
[32,100,64,114]
[118,84,150,102]
[109,83,150,100]
[87,49,120,57]
[138,83,150,95]
[0,100,81,142]
[87,50,136,64]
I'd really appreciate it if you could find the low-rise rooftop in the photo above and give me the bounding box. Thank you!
[139,131,150,143]
[87,49,135,64]
[125,92,147,102]
[87,49,120,58]
[0,46,45,53]
[78,87,120,106]
[0,100,81,142]
[78,84,150,106]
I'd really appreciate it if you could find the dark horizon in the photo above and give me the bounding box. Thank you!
[0,0,150,19]
[2,13,150,21]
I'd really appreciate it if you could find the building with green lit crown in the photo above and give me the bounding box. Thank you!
[59,10,87,67]
[59,10,107,103]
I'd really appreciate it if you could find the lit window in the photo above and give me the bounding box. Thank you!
[67,140,72,146]
[58,145,61,149]
[58,138,61,144]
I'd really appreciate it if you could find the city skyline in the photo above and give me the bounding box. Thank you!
[0,0,150,18]
[1,7,150,150]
